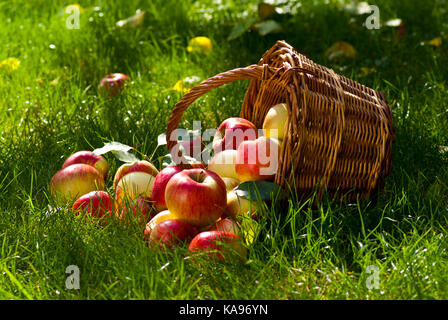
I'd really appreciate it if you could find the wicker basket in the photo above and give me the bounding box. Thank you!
[166,40,395,202]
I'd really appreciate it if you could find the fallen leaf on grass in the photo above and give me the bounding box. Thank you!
[258,2,276,20]
[424,37,443,47]
[116,10,145,28]
[0,57,20,72]
[253,20,283,36]
[187,36,213,54]
[168,76,201,93]
[325,41,357,61]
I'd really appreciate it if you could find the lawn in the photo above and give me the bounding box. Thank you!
[0,0,448,300]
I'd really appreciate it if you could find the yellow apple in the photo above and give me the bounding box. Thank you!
[221,177,240,192]
[207,149,239,181]
[226,190,263,219]
[115,171,155,205]
[262,103,288,140]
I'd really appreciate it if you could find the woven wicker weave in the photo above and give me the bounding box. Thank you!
[166,40,395,202]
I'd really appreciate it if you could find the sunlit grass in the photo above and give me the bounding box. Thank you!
[0,0,448,299]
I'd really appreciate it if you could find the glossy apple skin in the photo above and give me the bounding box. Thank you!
[262,103,288,140]
[212,118,258,153]
[119,195,155,225]
[207,150,239,181]
[149,219,198,248]
[207,218,240,235]
[221,177,240,192]
[50,164,105,203]
[151,166,183,212]
[235,136,280,182]
[144,210,175,240]
[226,190,262,219]
[115,171,155,206]
[165,169,227,228]
[72,190,113,220]
[113,160,159,190]
[188,231,247,261]
[62,150,109,181]
[99,73,130,96]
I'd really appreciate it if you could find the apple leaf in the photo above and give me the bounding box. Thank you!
[234,180,287,201]
[253,20,283,36]
[157,133,167,147]
[92,141,139,163]
[111,150,139,163]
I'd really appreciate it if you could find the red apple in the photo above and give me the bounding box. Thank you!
[99,73,130,96]
[188,231,247,261]
[50,164,105,203]
[149,219,198,248]
[113,160,159,190]
[165,169,227,227]
[212,117,258,153]
[72,190,113,221]
[62,150,109,181]
[151,166,183,212]
[207,218,240,235]
[119,195,155,225]
[144,209,175,240]
[235,136,280,182]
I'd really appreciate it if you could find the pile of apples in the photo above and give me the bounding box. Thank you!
[49,103,288,262]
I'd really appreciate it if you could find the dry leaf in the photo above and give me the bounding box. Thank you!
[425,37,442,47]
[325,41,357,61]
[0,57,20,72]
[187,36,213,54]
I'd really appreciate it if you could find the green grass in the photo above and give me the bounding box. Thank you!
[1,0,448,299]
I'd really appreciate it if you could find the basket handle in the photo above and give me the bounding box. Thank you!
[165,64,314,167]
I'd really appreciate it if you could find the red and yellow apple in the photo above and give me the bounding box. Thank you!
[207,149,239,181]
[99,73,130,96]
[62,150,109,181]
[72,190,113,221]
[113,160,159,190]
[119,195,155,225]
[207,217,240,235]
[221,177,240,192]
[151,166,183,212]
[144,209,175,240]
[165,169,227,227]
[50,164,105,203]
[188,231,247,261]
[149,219,198,249]
[212,117,258,153]
[235,136,280,182]
[115,171,155,206]
[226,190,263,219]
[262,103,288,140]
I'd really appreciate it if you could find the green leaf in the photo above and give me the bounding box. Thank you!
[111,150,139,163]
[157,133,167,147]
[227,23,249,41]
[234,180,287,201]
[253,20,283,36]
[92,141,139,163]
[92,141,133,155]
